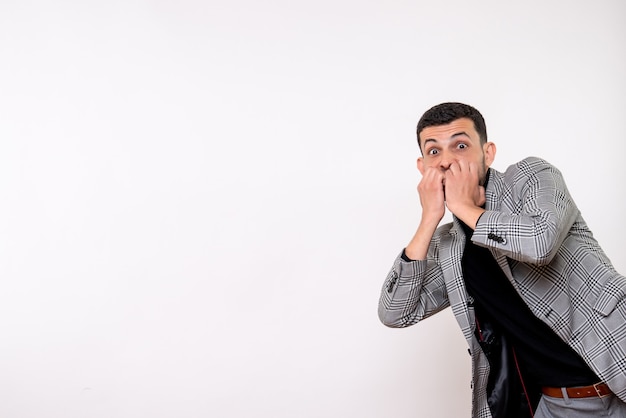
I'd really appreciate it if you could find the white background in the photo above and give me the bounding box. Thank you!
[1,1,625,417]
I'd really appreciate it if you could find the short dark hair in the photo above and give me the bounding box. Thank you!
[416,102,487,148]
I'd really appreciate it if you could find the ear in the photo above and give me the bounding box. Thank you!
[483,142,496,167]
[417,157,425,175]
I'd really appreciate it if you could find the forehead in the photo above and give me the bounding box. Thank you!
[419,118,478,142]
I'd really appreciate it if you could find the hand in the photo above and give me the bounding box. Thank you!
[444,160,485,219]
[417,166,446,225]
[405,166,446,260]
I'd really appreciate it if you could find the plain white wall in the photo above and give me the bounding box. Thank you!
[1,1,625,417]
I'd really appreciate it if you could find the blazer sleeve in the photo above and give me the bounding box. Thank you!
[472,157,579,265]
[378,244,450,328]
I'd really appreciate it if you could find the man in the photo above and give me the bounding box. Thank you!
[378,102,626,418]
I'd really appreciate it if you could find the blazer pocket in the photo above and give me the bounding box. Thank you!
[593,275,626,316]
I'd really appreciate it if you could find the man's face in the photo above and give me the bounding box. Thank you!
[417,118,495,185]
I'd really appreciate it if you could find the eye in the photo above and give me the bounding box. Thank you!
[427,148,439,155]
[457,143,468,150]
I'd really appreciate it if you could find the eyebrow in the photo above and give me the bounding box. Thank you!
[451,131,471,139]
[423,131,471,146]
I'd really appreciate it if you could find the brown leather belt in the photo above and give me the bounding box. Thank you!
[542,382,612,399]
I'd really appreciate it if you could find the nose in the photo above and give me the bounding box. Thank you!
[439,152,453,170]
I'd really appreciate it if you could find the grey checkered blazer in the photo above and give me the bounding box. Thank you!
[379,157,626,418]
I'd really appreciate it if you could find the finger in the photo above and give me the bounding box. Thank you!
[448,161,460,175]
[419,169,443,191]
[425,167,444,183]
[477,185,486,206]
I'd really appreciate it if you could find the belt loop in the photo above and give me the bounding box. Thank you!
[561,387,571,405]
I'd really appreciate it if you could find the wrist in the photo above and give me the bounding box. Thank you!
[453,206,485,229]
[405,217,440,261]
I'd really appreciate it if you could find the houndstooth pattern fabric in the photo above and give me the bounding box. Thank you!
[379,157,626,418]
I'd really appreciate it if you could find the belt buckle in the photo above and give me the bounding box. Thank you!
[594,382,610,398]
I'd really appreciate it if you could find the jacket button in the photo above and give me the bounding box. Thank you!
[387,272,398,293]
[488,233,505,244]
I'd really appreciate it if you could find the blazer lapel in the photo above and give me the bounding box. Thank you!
[442,220,476,342]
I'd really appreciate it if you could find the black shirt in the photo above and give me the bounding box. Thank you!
[457,172,598,387]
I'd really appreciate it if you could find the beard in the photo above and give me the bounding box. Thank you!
[477,155,488,186]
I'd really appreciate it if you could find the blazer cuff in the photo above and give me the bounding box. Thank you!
[401,248,416,262]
